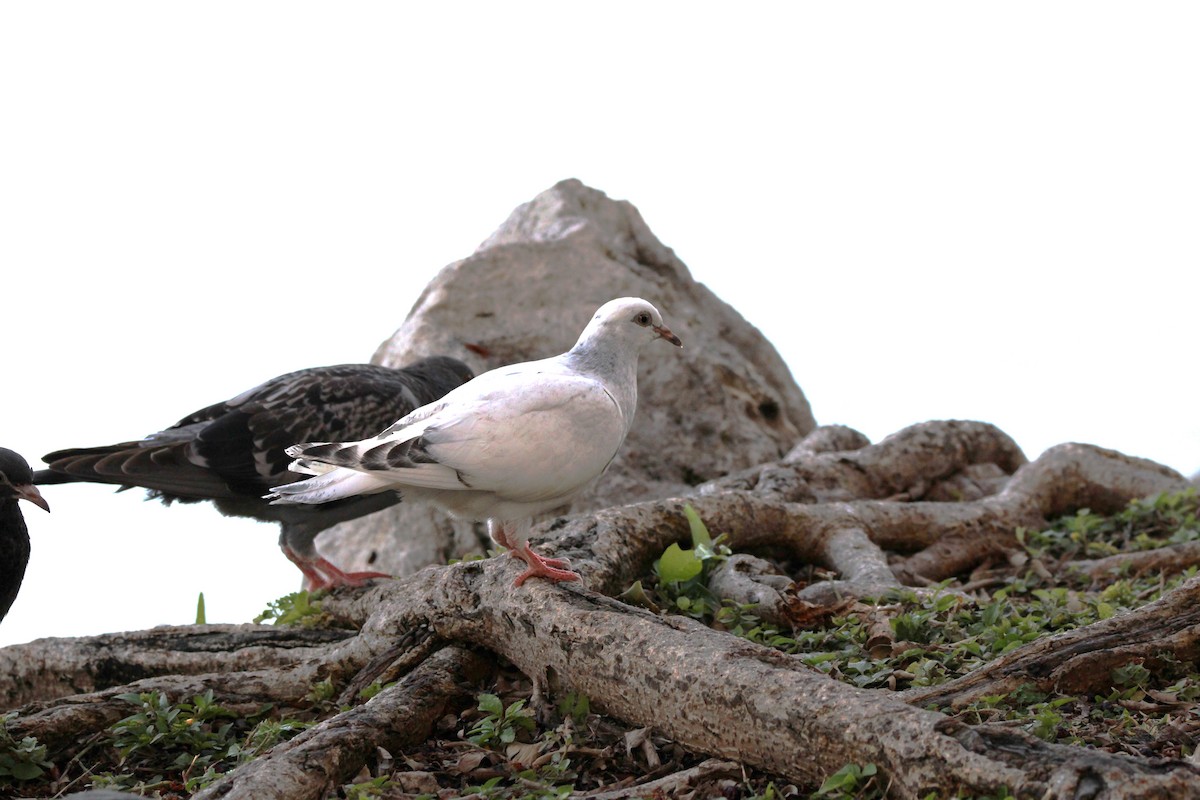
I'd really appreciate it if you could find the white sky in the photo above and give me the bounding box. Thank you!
[1,3,1197,647]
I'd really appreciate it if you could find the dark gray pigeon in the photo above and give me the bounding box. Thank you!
[0,448,50,623]
[36,356,473,589]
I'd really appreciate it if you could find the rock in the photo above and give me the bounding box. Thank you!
[320,179,816,578]
[709,553,796,607]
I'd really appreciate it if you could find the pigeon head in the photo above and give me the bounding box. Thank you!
[0,448,49,512]
[575,297,683,353]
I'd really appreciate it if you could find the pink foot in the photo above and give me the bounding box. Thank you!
[283,546,390,591]
[307,559,392,591]
[512,543,580,587]
[506,548,571,569]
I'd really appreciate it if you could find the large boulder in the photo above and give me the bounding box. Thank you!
[319,179,816,578]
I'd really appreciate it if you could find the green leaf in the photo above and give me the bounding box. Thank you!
[196,592,206,625]
[557,691,590,720]
[617,580,660,612]
[658,542,703,583]
[359,681,391,700]
[477,693,503,716]
[10,760,44,780]
[684,504,713,550]
[816,762,877,795]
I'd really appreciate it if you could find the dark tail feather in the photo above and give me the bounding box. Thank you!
[32,468,80,486]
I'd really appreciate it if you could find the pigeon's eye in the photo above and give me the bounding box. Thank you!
[634,312,652,326]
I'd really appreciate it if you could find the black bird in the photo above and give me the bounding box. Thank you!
[1,448,50,624]
[35,356,474,589]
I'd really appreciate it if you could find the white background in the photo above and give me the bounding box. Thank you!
[1,4,1197,647]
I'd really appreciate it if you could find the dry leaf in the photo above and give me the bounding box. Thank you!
[450,749,490,775]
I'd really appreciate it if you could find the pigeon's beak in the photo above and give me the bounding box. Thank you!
[653,324,683,348]
[15,483,49,513]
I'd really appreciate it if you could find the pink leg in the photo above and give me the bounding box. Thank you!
[282,545,330,591]
[490,521,572,571]
[512,541,580,587]
[489,520,515,551]
[282,545,390,591]
[311,557,391,590]
[511,549,572,569]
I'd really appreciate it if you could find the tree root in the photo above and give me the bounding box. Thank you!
[5,420,1198,799]
[0,625,353,709]
[576,757,743,799]
[319,557,1199,798]
[1069,541,1200,583]
[904,573,1200,709]
[12,661,336,754]
[193,646,491,800]
[699,420,1028,504]
[6,630,382,753]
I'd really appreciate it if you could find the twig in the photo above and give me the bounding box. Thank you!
[571,758,742,799]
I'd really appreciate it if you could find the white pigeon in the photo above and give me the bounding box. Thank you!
[267,297,683,586]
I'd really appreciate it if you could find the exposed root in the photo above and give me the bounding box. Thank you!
[904,573,1200,709]
[6,421,1198,798]
[1069,541,1200,583]
[193,646,491,800]
[0,625,354,709]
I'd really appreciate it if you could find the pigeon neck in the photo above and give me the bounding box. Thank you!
[0,500,31,622]
[565,342,640,426]
[0,497,25,521]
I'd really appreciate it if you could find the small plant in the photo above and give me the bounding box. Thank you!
[714,601,762,633]
[556,690,590,723]
[254,590,327,626]
[344,775,396,798]
[463,776,506,797]
[1113,662,1152,690]
[467,693,536,747]
[747,783,782,800]
[88,692,308,794]
[1021,489,1200,563]
[239,718,313,762]
[110,690,236,761]
[0,712,54,782]
[462,773,572,799]
[644,504,733,621]
[977,790,1017,800]
[359,680,394,701]
[813,762,880,798]
[105,689,243,790]
[306,677,338,706]
[1027,696,1076,741]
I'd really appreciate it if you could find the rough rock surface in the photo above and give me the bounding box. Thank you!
[320,179,816,578]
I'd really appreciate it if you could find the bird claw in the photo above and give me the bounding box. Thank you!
[512,544,580,586]
[305,568,392,592]
[513,562,581,587]
[284,547,391,591]
[506,548,571,570]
